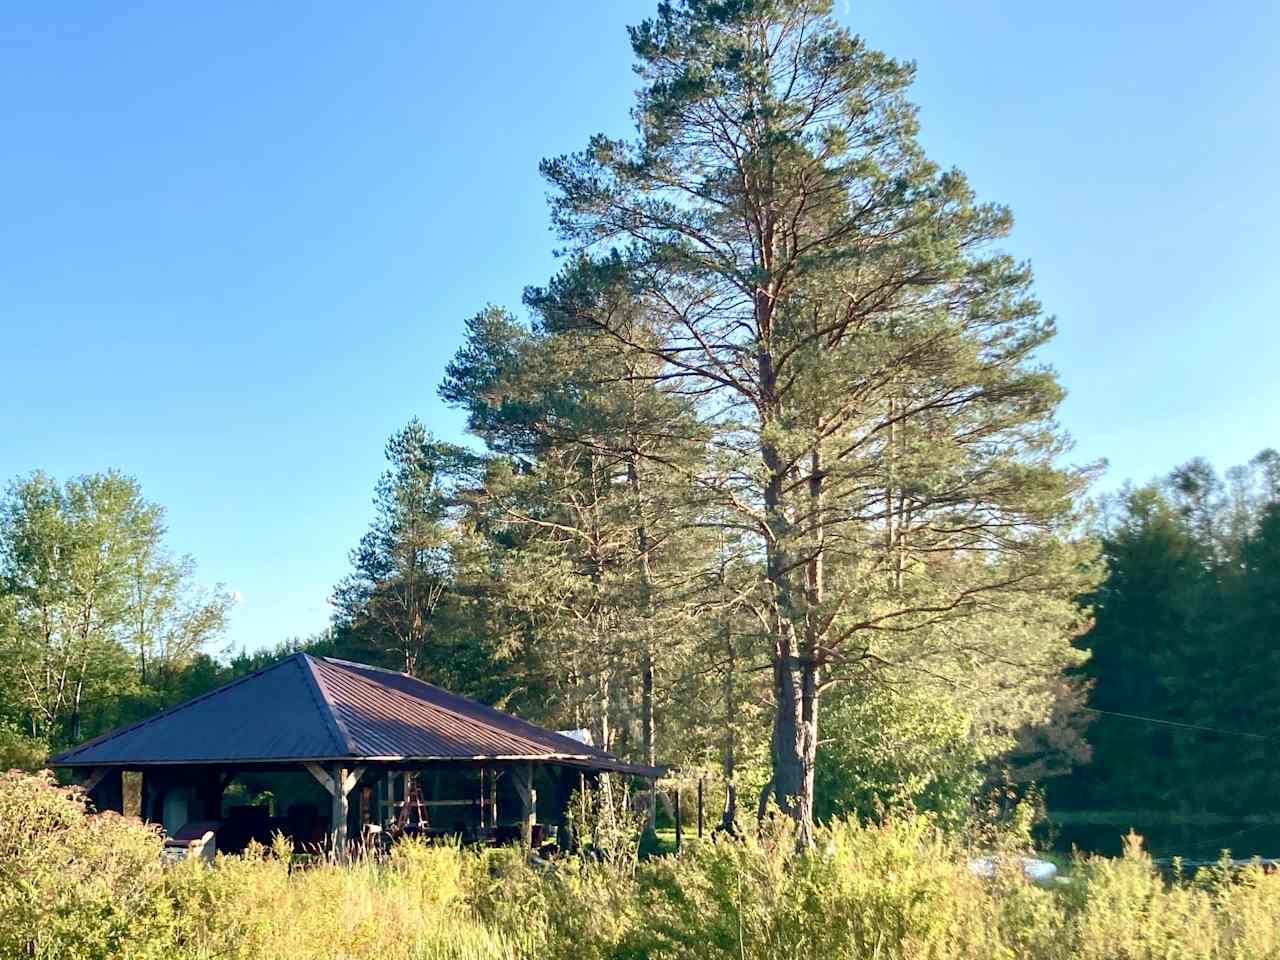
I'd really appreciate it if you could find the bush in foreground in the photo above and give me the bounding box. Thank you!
[6,770,1280,959]
[0,770,173,959]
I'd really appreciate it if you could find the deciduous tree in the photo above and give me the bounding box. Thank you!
[0,471,230,745]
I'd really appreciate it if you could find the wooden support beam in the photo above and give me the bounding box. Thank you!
[304,763,365,862]
[675,786,682,851]
[304,762,336,796]
[378,771,401,827]
[341,767,365,795]
[332,765,349,862]
[416,798,479,807]
[512,763,536,849]
[697,778,704,839]
[79,767,109,793]
[304,763,365,797]
[488,768,498,829]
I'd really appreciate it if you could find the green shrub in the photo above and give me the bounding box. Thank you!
[165,837,519,960]
[0,769,174,959]
[0,722,47,772]
[626,814,1017,959]
[814,683,989,832]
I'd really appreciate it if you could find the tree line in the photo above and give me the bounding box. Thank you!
[6,446,1275,831]
[1060,449,1280,817]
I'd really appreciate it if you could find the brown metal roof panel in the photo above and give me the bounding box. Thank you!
[312,658,560,758]
[556,756,665,778]
[314,657,622,760]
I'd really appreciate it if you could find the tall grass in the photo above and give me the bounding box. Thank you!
[6,770,1280,959]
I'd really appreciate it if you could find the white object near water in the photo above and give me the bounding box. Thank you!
[968,856,1059,885]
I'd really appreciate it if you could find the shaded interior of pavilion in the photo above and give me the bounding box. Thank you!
[81,760,609,856]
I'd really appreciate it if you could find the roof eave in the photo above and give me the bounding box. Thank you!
[50,753,665,775]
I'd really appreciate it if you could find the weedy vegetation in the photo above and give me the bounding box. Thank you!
[7,771,1280,960]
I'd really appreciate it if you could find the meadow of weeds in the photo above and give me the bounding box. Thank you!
[5,769,1280,960]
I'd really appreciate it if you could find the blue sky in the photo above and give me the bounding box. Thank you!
[3,1,1277,654]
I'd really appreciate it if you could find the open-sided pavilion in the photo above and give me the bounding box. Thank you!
[50,653,660,857]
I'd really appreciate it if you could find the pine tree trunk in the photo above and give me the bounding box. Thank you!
[770,640,817,847]
[628,458,658,829]
[715,539,740,833]
[70,677,85,743]
[758,326,819,848]
[642,650,656,827]
[595,668,611,753]
[757,313,820,847]
[720,664,739,831]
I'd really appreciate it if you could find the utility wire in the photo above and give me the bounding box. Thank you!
[1083,706,1279,743]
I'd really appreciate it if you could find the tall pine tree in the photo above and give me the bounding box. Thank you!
[533,0,1096,843]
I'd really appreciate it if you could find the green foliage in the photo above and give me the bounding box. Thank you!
[0,769,173,959]
[0,471,231,750]
[631,815,1015,959]
[10,770,1280,958]
[440,300,741,777]
[1064,448,1280,820]
[331,420,483,681]
[0,720,46,771]
[565,778,645,871]
[531,0,1101,836]
[814,683,987,831]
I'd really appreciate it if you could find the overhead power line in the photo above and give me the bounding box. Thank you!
[1084,706,1279,743]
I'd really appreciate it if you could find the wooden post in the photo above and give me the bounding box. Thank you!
[674,786,682,851]
[487,768,498,828]
[481,768,497,829]
[512,763,536,849]
[305,763,364,862]
[332,765,349,860]
[390,771,402,826]
[697,777,704,839]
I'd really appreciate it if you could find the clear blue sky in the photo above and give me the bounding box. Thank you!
[3,1,1277,654]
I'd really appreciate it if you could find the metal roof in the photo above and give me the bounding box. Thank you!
[50,653,661,777]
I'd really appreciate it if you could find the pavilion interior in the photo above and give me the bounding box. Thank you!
[103,762,592,855]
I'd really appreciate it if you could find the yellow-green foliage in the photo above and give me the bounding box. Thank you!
[163,837,516,960]
[0,724,47,772]
[9,770,1280,959]
[0,770,173,959]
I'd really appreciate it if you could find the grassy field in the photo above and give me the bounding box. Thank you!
[650,827,705,855]
[11,771,1280,959]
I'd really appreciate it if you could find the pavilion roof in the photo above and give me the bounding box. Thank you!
[50,653,660,777]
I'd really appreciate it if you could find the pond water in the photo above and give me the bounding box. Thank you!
[1047,815,1280,861]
